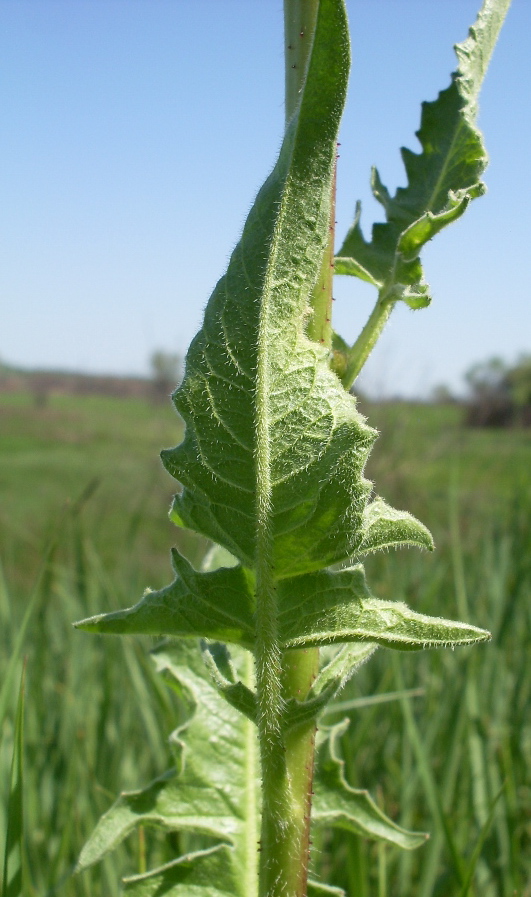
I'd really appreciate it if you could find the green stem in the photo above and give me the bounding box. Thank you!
[281,648,320,895]
[307,161,337,349]
[257,644,320,897]
[258,5,335,896]
[342,291,395,391]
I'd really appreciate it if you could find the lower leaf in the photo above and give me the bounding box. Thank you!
[76,641,260,897]
[122,845,239,897]
[313,721,427,849]
[76,636,428,896]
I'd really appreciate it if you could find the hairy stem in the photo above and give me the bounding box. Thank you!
[259,4,335,896]
[307,162,337,349]
[281,648,320,896]
[342,291,395,390]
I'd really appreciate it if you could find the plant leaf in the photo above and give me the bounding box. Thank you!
[77,636,426,893]
[74,0,438,678]
[277,566,490,650]
[159,0,429,582]
[77,560,489,654]
[75,549,255,649]
[201,640,257,723]
[122,845,240,897]
[76,641,260,897]
[312,643,378,696]
[312,721,427,850]
[358,498,434,554]
[335,0,511,308]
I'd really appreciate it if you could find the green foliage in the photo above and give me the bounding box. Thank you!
[77,641,427,897]
[77,0,493,652]
[80,556,488,653]
[334,0,512,386]
[507,354,531,408]
[337,0,511,293]
[2,668,25,897]
[320,487,531,897]
[71,0,512,894]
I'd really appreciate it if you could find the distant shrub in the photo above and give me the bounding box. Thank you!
[431,384,458,405]
[150,350,182,402]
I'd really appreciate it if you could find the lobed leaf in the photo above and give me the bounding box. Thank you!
[278,567,491,650]
[122,845,240,897]
[75,549,255,649]
[77,557,488,655]
[73,0,445,682]
[159,0,429,582]
[313,721,427,850]
[77,637,426,894]
[76,641,260,897]
[335,0,511,308]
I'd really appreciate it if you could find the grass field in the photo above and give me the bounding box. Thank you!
[1,390,530,895]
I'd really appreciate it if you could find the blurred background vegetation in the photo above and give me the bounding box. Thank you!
[0,362,529,895]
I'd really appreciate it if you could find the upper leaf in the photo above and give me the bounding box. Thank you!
[335,0,511,308]
[159,0,430,580]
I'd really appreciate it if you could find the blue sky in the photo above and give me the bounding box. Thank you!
[2,0,529,397]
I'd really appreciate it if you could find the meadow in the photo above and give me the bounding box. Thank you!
[0,390,529,895]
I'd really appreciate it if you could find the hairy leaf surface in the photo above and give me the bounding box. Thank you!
[76,642,260,897]
[313,721,427,848]
[75,1,506,893]
[335,0,511,308]
[75,0,445,662]
[76,549,256,649]
[122,846,240,897]
[78,561,489,652]
[159,0,429,581]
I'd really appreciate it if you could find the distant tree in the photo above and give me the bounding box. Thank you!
[506,354,531,424]
[150,350,182,402]
[464,355,531,427]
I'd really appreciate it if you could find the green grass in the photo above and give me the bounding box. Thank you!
[0,392,206,596]
[1,391,530,895]
[362,399,531,524]
[321,488,531,897]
